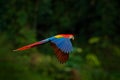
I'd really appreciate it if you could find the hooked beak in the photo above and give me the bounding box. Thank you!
[72,37,74,40]
[70,36,74,40]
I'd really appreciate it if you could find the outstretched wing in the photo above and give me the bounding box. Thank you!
[50,38,73,63]
[51,38,73,53]
[50,43,69,63]
[13,39,49,51]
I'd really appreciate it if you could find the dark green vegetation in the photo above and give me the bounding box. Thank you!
[0,0,120,80]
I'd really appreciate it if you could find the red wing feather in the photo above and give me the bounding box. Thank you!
[50,42,69,63]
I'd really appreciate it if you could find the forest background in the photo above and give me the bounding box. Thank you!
[0,0,120,80]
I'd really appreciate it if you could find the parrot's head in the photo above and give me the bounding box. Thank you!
[55,34,74,40]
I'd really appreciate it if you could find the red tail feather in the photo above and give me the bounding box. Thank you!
[13,42,41,51]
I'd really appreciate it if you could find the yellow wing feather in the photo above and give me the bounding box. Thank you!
[54,35,63,38]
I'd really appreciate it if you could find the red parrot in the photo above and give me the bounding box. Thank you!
[13,34,74,63]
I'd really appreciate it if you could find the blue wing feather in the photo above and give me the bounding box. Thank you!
[51,38,73,53]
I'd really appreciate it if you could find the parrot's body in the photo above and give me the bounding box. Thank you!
[14,34,74,63]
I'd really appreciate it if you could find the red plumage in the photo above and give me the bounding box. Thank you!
[50,42,69,63]
[13,42,42,51]
[13,34,74,63]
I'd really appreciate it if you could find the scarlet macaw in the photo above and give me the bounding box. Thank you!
[13,34,74,63]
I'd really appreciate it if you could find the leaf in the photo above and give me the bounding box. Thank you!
[89,37,100,44]
[86,54,101,66]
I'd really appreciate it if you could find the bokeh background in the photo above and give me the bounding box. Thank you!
[0,0,120,80]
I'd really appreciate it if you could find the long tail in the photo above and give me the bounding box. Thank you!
[13,39,49,51]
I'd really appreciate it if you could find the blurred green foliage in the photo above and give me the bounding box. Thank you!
[0,0,120,80]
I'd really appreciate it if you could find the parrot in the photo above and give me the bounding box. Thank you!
[13,34,74,63]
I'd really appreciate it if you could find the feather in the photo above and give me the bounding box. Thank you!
[51,38,73,53]
[50,42,69,63]
[13,39,49,51]
[13,34,74,63]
